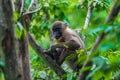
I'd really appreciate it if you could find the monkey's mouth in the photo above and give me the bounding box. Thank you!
[55,36,61,39]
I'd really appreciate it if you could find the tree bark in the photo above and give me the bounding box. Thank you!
[19,33,31,80]
[23,0,66,76]
[0,0,23,80]
[28,33,66,76]
[14,0,32,79]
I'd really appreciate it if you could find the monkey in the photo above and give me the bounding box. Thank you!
[45,21,85,72]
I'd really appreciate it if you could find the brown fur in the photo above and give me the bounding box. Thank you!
[50,21,85,71]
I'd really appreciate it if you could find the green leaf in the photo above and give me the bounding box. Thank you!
[64,44,69,49]
[80,66,91,72]
[104,26,112,33]
[15,25,23,39]
[93,70,105,80]
[66,54,76,61]
[0,61,4,67]
[99,43,114,53]
[92,57,107,69]
[17,22,23,31]
[67,73,73,80]
[44,3,49,7]
[13,12,19,21]
[117,33,120,43]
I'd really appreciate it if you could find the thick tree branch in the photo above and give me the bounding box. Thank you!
[78,0,120,79]
[15,0,32,80]
[105,0,120,23]
[90,0,120,58]
[0,0,25,79]
[28,32,66,76]
[27,0,66,76]
[17,0,65,77]
[90,0,120,53]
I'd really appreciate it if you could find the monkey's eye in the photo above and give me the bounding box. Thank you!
[53,28,60,31]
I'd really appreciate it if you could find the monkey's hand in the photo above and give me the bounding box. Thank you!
[51,45,59,62]
[51,45,56,53]
[43,50,55,60]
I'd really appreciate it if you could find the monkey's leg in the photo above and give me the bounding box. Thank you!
[58,50,79,72]
[66,56,78,72]
[58,50,75,65]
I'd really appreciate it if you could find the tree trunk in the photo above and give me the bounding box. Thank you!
[14,0,32,79]
[0,0,32,80]
[19,32,31,80]
[0,0,23,80]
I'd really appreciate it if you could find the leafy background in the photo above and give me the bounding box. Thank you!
[18,0,120,79]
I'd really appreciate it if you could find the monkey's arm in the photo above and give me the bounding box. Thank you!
[52,40,80,51]
[50,40,79,62]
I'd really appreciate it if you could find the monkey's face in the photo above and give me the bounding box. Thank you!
[52,21,67,40]
[52,26,62,39]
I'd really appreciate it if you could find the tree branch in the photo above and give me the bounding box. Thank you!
[19,0,24,17]
[18,0,66,77]
[83,2,93,29]
[105,0,120,23]
[78,0,120,79]
[23,7,41,16]
[28,0,37,11]
[28,32,66,76]
[90,0,120,57]
[19,0,40,18]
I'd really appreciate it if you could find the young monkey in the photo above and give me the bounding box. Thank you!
[46,21,85,72]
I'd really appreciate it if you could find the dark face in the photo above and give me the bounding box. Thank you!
[52,26,62,39]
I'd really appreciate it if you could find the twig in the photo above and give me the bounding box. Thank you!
[17,0,24,21]
[83,2,93,29]
[17,0,38,21]
[19,0,24,17]
[28,0,37,11]
[23,7,41,16]
[78,0,120,79]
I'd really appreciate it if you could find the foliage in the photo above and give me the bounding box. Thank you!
[22,0,120,79]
